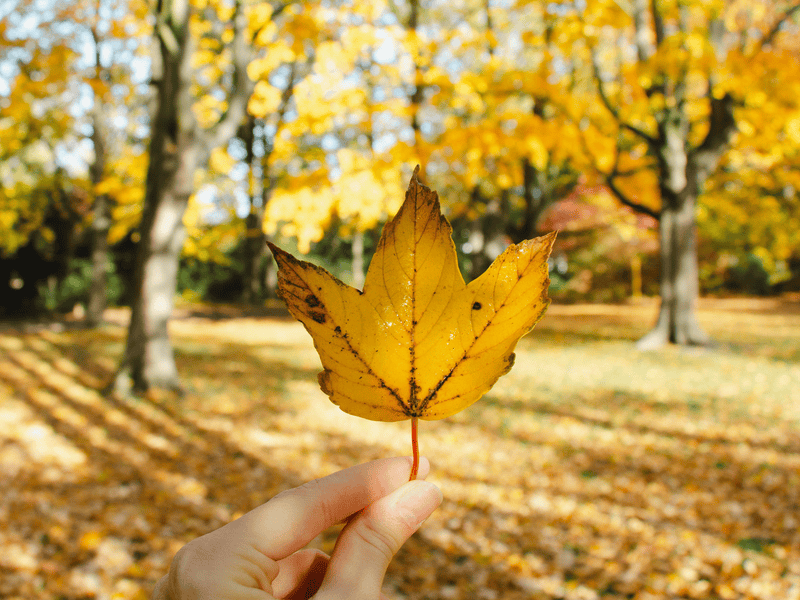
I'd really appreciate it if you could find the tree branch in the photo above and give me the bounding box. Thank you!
[605,174,661,221]
[251,1,292,43]
[650,0,664,47]
[758,2,800,51]
[591,51,658,146]
[632,0,655,62]
[203,0,254,150]
[692,92,736,183]
[605,142,661,220]
[576,121,660,221]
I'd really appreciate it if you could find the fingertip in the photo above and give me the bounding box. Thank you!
[317,477,442,598]
[393,479,442,530]
[246,456,431,560]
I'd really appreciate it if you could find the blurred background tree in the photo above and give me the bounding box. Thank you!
[560,0,800,348]
[1,0,798,389]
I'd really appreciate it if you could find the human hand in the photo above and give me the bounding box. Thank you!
[152,456,442,600]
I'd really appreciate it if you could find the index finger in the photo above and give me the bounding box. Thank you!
[237,456,430,560]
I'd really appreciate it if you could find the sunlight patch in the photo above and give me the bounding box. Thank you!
[0,397,87,480]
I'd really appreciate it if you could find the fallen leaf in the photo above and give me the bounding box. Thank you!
[268,166,555,423]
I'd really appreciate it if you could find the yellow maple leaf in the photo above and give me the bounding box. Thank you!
[268,166,555,477]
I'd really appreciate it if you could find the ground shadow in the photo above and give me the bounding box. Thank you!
[2,308,799,599]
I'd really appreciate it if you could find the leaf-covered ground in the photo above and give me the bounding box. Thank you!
[1,298,799,600]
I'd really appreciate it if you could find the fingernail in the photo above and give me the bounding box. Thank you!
[393,480,443,529]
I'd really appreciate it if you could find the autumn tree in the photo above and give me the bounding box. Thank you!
[240,55,304,303]
[115,0,331,391]
[572,0,800,348]
[114,0,244,391]
[81,0,148,325]
[699,7,800,293]
[400,1,581,279]
[0,17,76,261]
[0,4,92,313]
[0,0,150,318]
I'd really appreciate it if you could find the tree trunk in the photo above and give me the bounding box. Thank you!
[407,0,426,175]
[87,109,109,326]
[87,193,109,326]
[122,194,190,391]
[243,209,265,304]
[637,190,710,349]
[113,0,252,393]
[637,108,711,350]
[240,117,265,305]
[515,157,548,242]
[87,27,109,327]
[265,254,277,298]
[114,0,195,393]
[352,229,365,289]
[631,254,642,298]
[467,186,508,280]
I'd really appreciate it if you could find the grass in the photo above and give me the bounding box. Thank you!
[1,297,799,599]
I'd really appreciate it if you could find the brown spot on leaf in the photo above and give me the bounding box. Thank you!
[306,294,321,307]
[309,312,326,324]
[472,302,482,310]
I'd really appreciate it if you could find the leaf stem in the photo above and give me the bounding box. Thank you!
[409,416,419,481]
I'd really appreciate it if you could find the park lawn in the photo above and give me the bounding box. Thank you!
[1,297,799,600]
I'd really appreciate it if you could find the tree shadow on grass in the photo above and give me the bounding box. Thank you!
[0,328,523,599]
[419,404,800,598]
[472,390,800,454]
[37,328,322,416]
[4,314,800,599]
[172,302,292,321]
[1,329,467,598]
[441,389,800,554]
[0,332,322,598]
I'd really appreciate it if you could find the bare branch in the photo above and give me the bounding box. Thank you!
[251,1,292,43]
[605,137,661,220]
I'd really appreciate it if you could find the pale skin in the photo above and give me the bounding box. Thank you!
[152,457,442,600]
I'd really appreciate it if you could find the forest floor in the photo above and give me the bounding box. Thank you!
[1,297,800,600]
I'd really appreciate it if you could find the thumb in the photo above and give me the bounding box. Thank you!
[315,479,442,599]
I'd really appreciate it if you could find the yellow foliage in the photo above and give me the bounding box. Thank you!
[105,152,148,245]
[248,2,274,32]
[786,114,800,145]
[192,49,217,70]
[331,150,404,230]
[193,94,226,128]
[527,137,549,171]
[182,194,238,264]
[209,147,238,175]
[246,42,294,80]
[267,186,336,254]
